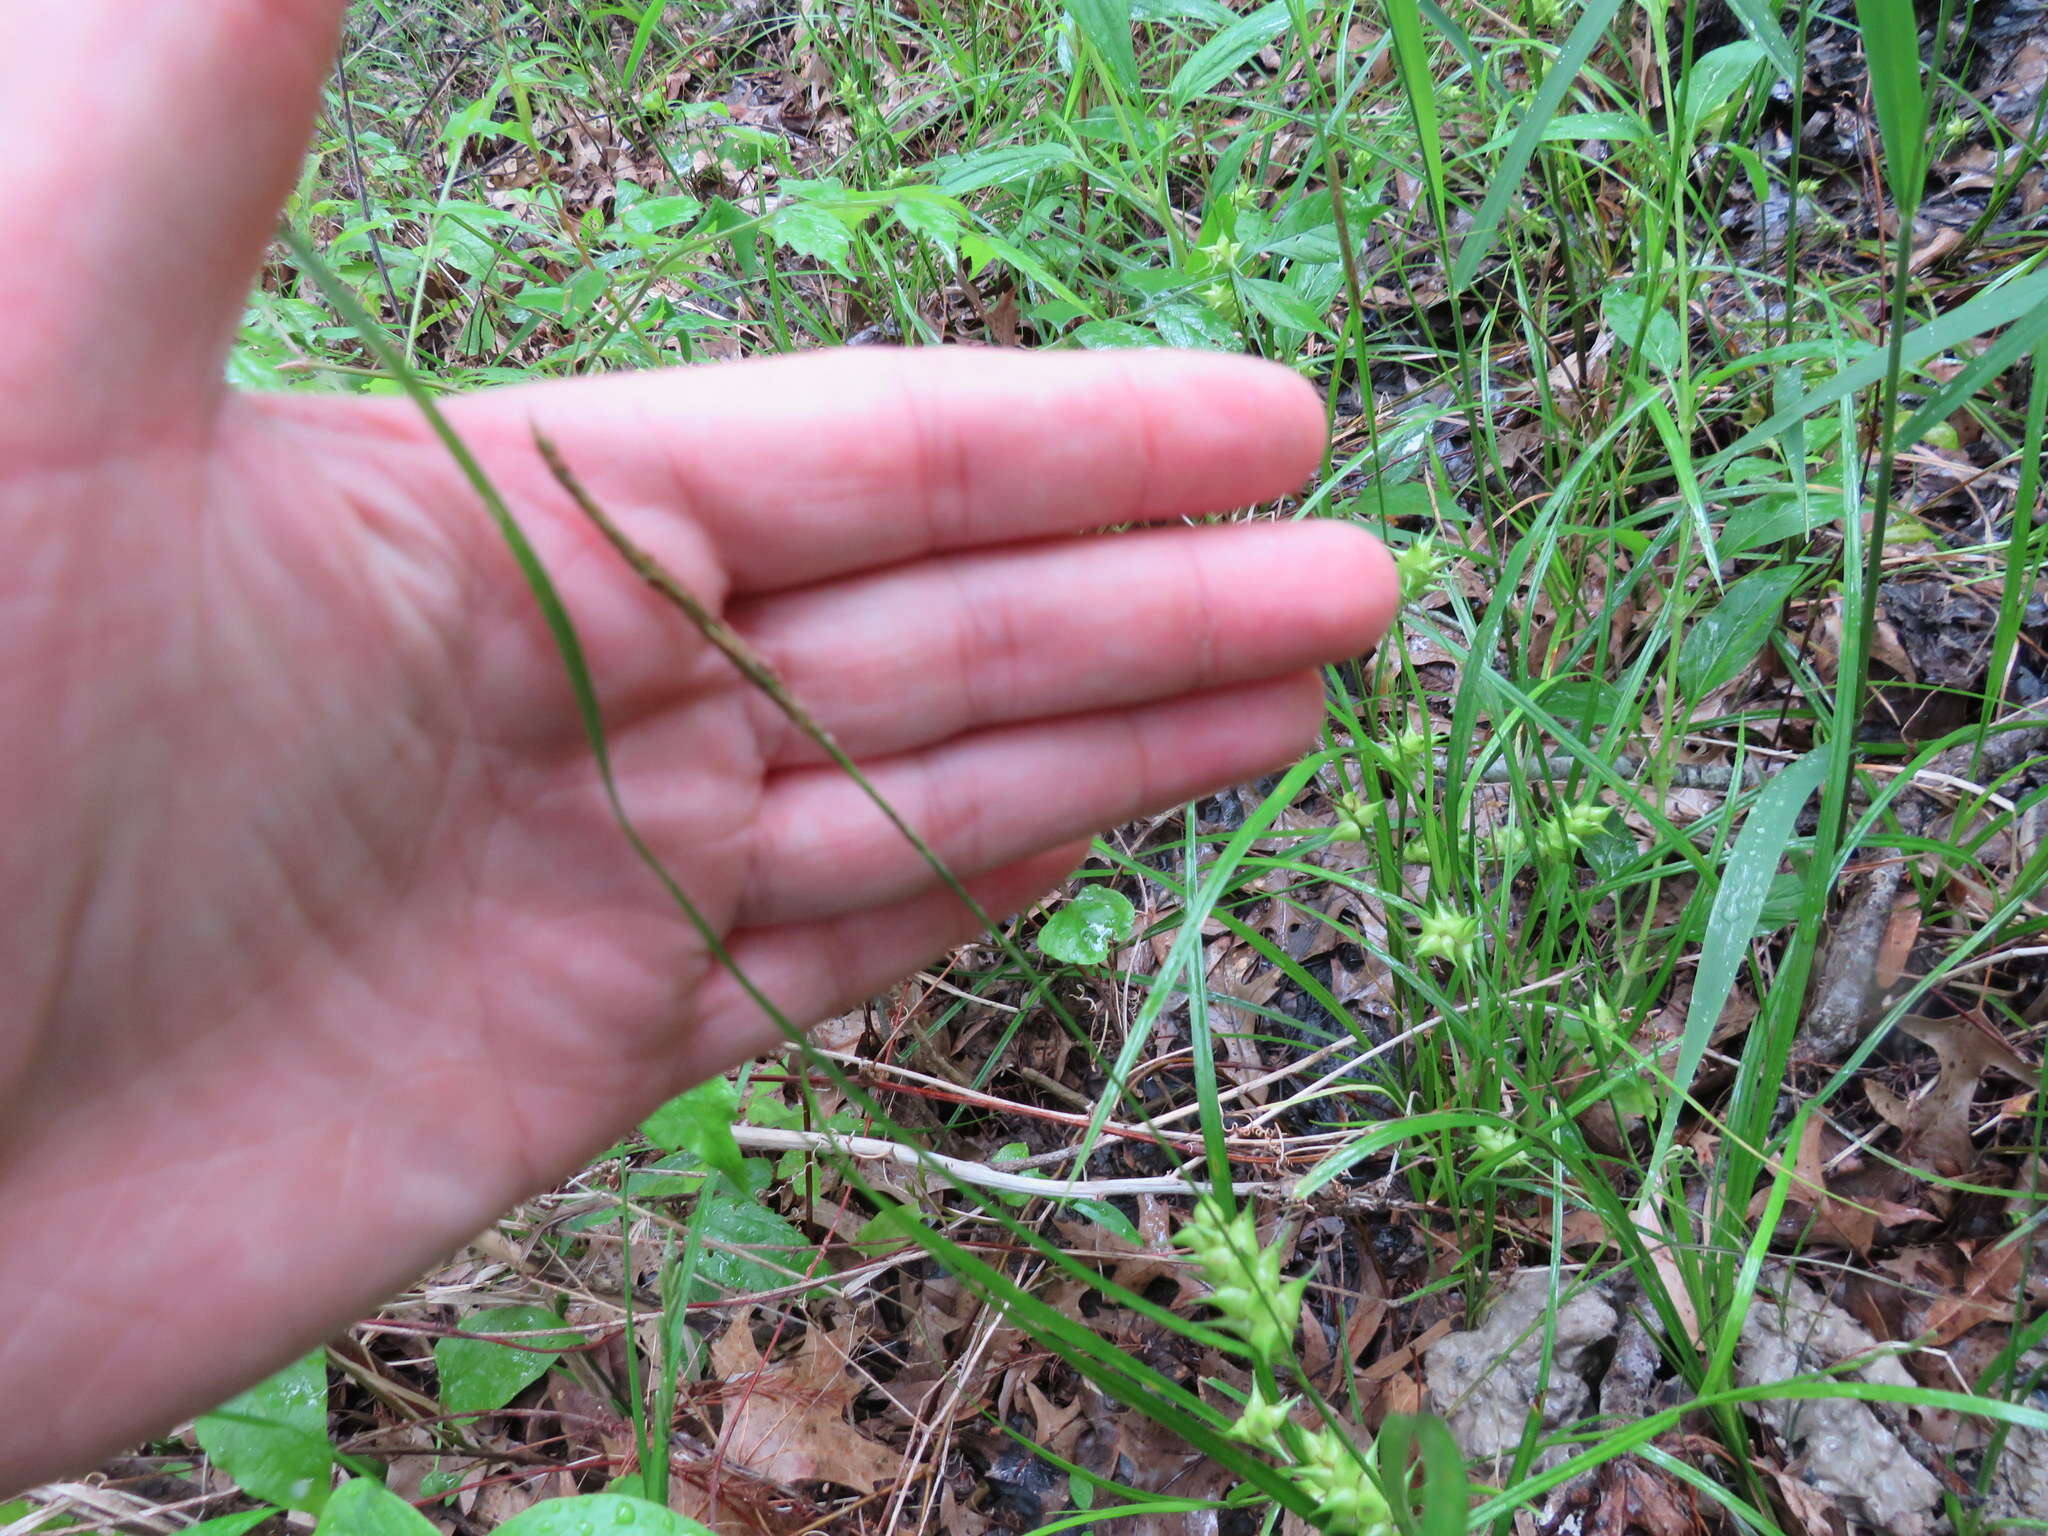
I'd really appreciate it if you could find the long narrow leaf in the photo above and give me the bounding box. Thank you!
[1643,751,1829,1183]
[1449,0,1628,293]
[1066,0,1140,94]
[1853,0,1928,218]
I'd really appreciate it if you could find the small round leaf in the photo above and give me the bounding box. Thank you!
[1035,887,1135,966]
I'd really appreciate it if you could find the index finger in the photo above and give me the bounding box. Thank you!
[458,346,1329,594]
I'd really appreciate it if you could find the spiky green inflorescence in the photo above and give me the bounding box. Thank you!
[1331,787,1382,842]
[1413,903,1481,970]
[1295,1426,1395,1536]
[1384,724,1432,779]
[1470,1120,1528,1172]
[1395,535,1450,604]
[1174,1198,1308,1367]
[1225,1379,1298,1454]
[1487,819,1529,863]
[1531,798,1612,860]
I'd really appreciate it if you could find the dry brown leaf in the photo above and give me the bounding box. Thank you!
[1588,1457,1699,1536]
[1768,1117,1877,1253]
[711,1313,900,1495]
[1920,1236,2027,1345]
[1896,1014,2034,1175]
[1762,1460,1850,1536]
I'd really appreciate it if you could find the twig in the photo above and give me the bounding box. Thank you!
[730,1124,1274,1198]
[1798,699,2048,1062]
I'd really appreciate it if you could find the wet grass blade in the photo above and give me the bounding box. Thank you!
[1642,751,1828,1184]
[1853,0,1929,219]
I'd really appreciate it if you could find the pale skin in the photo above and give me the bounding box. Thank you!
[0,0,1396,1490]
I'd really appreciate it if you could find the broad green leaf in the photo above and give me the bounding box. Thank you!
[1133,0,1236,19]
[435,1306,578,1417]
[1854,0,1928,216]
[1037,887,1136,965]
[695,1189,830,1298]
[194,1351,334,1513]
[1720,492,1829,556]
[1168,1,1292,106]
[1148,301,1238,350]
[1069,318,1168,348]
[1382,0,1449,232]
[890,193,965,256]
[180,1512,279,1536]
[495,1495,717,1536]
[1678,41,1768,141]
[617,194,703,238]
[443,93,502,151]
[316,1479,438,1536]
[1064,0,1139,93]
[641,1077,748,1186]
[1539,111,1648,142]
[1237,276,1328,335]
[930,143,1077,197]
[426,204,527,279]
[1675,565,1805,698]
[1717,0,1800,82]
[766,202,853,273]
[1602,290,1684,373]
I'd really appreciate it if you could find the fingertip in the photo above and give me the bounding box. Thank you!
[1248,358,1333,482]
[1313,518,1403,656]
[1186,351,1329,488]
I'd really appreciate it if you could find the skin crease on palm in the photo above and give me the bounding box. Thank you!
[0,0,1396,1490]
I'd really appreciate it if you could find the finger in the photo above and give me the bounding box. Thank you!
[0,2,345,447]
[724,519,1395,767]
[676,843,1089,1084]
[732,671,1325,927]
[461,347,1327,593]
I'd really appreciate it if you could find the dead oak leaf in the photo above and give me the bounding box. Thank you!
[711,1313,900,1495]
[1920,1236,2027,1346]
[1895,1015,2034,1176]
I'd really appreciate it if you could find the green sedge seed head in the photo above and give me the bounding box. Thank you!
[1227,1382,1297,1453]
[1414,903,1481,969]
[1562,798,1611,840]
[1384,724,1431,778]
[1296,1428,1394,1536]
[1395,535,1449,604]
[1488,821,1529,862]
[1174,1198,1305,1365]
[1590,992,1622,1039]
[1200,235,1244,270]
[1332,788,1382,841]
[1472,1122,1526,1170]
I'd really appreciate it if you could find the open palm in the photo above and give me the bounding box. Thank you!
[0,0,1395,1487]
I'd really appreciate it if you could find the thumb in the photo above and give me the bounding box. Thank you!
[0,0,345,453]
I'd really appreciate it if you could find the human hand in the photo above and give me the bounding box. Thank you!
[0,0,1395,1486]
